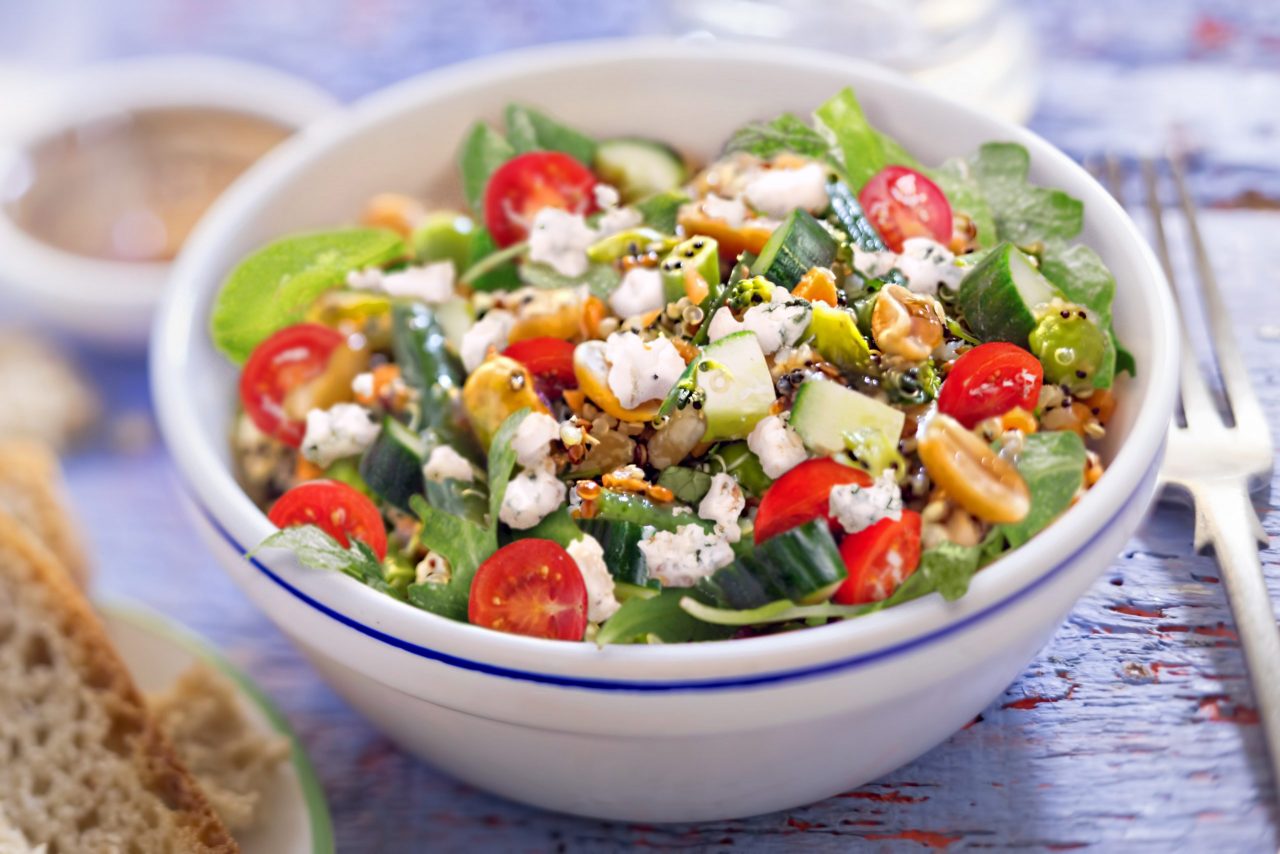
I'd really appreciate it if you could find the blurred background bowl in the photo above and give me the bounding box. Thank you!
[0,55,337,349]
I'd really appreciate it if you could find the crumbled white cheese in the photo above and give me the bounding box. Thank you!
[351,372,375,399]
[698,472,745,543]
[896,238,964,295]
[300,403,381,467]
[528,207,596,277]
[346,266,385,289]
[701,193,748,228]
[498,459,566,530]
[460,309,515,373]
[594,183,621,209]
[603,331,686,409]
[744,163,830,218]
[566,534,621,622]
[608,266,666,318]
[512,411,560,468]
[707,287,811,355]
[377,261,456,304]
[829,471,903,534]
[851,246,898,279]
[638,523,735,588]
[596,206,643,236]
[415,552,451,585]
[747,413,808,478]
[422,445,475,483]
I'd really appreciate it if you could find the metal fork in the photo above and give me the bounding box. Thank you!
[1097,154,1279,790]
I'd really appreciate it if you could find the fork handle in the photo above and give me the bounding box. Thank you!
[1194,481,1280,783]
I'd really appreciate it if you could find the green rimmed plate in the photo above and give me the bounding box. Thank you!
[98,602,334,854]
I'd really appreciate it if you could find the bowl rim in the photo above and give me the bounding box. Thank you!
[153,37,1179,690]
[0,54,339,315]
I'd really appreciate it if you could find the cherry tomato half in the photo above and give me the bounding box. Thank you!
[468,539,588,641]
[754,459,872,545]
[858,165,953,253]
[834,511,923,605]
[503,337,579,400]
[268,479,388,559]
[240,323,344,447]
[937,342,1044,429]
[484,151,598,248]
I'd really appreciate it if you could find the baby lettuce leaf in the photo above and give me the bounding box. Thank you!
[634,190,689,235]
[463,227,522,291]
[723,113,837,165]
[504,104,597,166]
[932,158,998,250]
[999,430,1086,548]
[656,466,713,504]
[459,121,516,215]
[596,589,735,646]
[678,596,870,627]
[407,408,529,620]
[814,87,920,191]
[256,525,404,601]
[968,142,1083,245]
[211,228,406,364]
[505,506,582,549]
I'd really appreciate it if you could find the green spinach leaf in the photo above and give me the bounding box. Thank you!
[1000,430,1086,548]
[256,525,404,601]
[459,121,516,215]
[968,142,1083,245]
[656,466,713,504]
[504,104,597,166]
[211,228,405,364]
[596,590,735,645]
[814,87,920,190]
[634,190,689,234]
[723,112,836,164]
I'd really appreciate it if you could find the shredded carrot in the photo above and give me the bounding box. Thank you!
[295,457,325,482]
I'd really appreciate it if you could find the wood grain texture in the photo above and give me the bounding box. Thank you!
[39,0,1280,849]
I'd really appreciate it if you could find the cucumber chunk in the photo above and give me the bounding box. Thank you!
[956,242,1059,346]
[697,331,777,442]
[578,518,651,586]
[790,378,905,456]
[595,138,687,203]
[593,490,708,534]
[359,417,426,511]
[696,520,847,609]
[751,208,837,289]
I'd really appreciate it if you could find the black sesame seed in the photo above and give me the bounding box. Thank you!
[1076,370,1087,378]
[1091,407,1101,415]
[1060,309,1070,318]
[693,240,705,250]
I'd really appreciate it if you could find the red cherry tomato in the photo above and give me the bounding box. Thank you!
[268,479,388,560]
[937,342,1044,429]
[503,337,579,399]
[858,165,953,253]
[835,511,923,605]
[483,151,598,248]
[468,539,588,641]
[754,459,872,545]
[239,324,344,447]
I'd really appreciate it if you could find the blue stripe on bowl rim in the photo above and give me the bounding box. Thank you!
[199,450,1156,693]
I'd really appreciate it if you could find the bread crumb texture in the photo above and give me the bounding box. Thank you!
[0,512,237,853]
[150,665,290,833]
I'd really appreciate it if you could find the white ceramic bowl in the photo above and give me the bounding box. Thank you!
[0,55,337,349]
[152,39,1178,823]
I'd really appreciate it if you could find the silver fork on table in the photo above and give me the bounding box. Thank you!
[1096,154,1279,790]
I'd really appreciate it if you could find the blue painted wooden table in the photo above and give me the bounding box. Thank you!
[28,0,1280,849]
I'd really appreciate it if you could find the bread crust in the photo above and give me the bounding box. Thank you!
[0,511,238,853]
[0,439,89,586]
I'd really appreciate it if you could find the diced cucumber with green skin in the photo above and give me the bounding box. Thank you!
[790,378,905,456]
[660,236,720,303]
[957,242,1059,346]
[635,189,690,234]
[693,253,754,346]
[578,518,651,586]
[586,228,676,264]
[595,138,687,203]
[695,520,847,609]
[697,331,778,442]
[359,417,425,511]
[750,209,837,289]
[826,180,886,253]
[391,303,482,462]
[409,211,474,271]
[706,441,772,496]
[432,297,474,355]
[593,491,709,534]
[463,227,521,291]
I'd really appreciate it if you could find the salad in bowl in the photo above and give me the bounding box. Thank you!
[214,87,1129,646]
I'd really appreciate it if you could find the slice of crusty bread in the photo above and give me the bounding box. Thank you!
[0,511,238,853]
[0,440,89,587]
[150,665,291,834]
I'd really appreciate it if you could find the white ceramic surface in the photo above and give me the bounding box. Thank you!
[0,55,337,348]
[152,39,1179,822]
[99,603,333,852]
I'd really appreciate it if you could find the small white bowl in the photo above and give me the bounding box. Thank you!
[0,55,337,349]
[152,39,1179,822]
